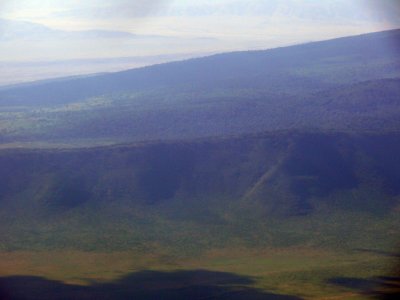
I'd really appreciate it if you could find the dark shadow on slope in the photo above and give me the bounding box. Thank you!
[328,276,400,299]
[374,276,400,299]
[285,134,357,196]
[328,249,400,299]
[138,144,195,204]
[353,248,400,258]
[0,270,303,300]
[360,135,400,196]
[328,277,378,293]
[47,176,92,211]
[283,134,358,215]
[375,252,400,300]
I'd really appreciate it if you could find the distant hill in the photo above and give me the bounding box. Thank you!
[0,29,399,145]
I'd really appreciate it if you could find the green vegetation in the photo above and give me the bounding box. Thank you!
[0,30,399,299]
[1,126,399,299]
[0,30,400,146]
[0,247,396,299]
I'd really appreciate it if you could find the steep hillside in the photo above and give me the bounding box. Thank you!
[0,30,399,145]
[0,132,398,252]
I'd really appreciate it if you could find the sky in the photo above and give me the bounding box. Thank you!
[0,0,399,84]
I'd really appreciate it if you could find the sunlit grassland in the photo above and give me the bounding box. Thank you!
[2,202,396,298]
[0,247,395,299]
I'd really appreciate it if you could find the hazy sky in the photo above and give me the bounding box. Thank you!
[0,0,399,84]
[1,0,399,60]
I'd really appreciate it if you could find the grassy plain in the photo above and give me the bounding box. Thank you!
[0,246,397,299]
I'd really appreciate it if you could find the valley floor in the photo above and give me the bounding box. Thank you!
[0,247,398,299]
